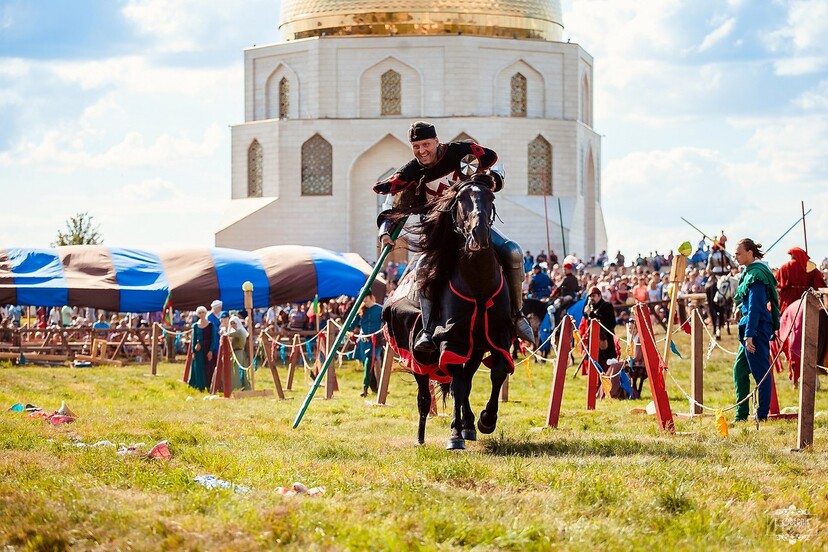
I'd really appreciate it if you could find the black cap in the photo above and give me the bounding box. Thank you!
[409,121,437,142]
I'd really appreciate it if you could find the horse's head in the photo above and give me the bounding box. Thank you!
[452,174,496,253]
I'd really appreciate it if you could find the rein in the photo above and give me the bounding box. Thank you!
[446,180,496,237]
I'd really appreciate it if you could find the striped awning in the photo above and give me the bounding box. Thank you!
[0,245,385,311]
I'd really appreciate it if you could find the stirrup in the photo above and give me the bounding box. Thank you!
[413,330,437,353]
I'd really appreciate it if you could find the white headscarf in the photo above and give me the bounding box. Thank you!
[229,315,249,339]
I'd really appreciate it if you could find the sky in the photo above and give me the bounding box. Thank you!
[0,0,826,268]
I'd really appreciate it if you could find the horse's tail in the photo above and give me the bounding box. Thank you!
[437,382,451,409]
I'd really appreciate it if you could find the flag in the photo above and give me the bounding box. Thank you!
[162,291,173,326]
[680,318,691,334]
[669,340,683,359]
[312,295,319,316]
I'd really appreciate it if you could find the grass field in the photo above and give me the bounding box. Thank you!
[2,328,827,551]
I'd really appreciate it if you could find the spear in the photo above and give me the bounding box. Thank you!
[292,221,404,429]
[766,209,811,254]
[680,217,714,243]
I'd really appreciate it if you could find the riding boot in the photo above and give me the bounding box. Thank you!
[413,294,437,353]
[505,263,536,345]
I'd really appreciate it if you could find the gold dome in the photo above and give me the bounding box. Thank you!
[279,0,564,42]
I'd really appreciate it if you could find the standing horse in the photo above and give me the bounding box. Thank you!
[706,274,738,339]
[382,175,514,449]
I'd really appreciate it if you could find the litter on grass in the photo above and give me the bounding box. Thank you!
[276,482,325,497]
[194,475,250,494]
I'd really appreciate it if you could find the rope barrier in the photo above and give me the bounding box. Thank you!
[659,290,808,419]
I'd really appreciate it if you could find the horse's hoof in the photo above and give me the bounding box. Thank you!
[446,437,465,450]
[461,429,477,441]
[417,439,425,446]
[477,410,497,434]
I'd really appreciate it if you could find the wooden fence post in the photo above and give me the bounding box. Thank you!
[150,323,159,376]
[286,334,298,391]
[263,333,286,400]
[546,316,573,428]
[690,308,703,415]
[500,375,509,402]
[796,293,820,450]
[222,336,232,399]
[376,343,394,406]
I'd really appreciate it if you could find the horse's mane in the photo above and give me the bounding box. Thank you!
[385,175,496,299]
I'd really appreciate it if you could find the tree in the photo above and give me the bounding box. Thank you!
[52,212,103,246]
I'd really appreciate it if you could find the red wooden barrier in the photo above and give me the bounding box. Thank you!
[633,304,675,433]
[182,341,193,383]
[546,316,573,428]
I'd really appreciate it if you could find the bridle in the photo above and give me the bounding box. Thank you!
[448,179,497,238]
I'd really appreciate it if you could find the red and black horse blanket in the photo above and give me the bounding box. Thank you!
[382,269,515,383]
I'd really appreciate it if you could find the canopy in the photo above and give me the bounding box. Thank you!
[0,245,385,311]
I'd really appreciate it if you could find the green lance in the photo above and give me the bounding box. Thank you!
[292,220,405,429]
[557,197,567,257]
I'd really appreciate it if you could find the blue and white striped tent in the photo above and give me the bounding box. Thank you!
[0,245,385,311]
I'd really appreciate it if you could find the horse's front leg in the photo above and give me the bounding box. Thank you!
[460,351,483,442]
[446,364,469,450]
[478,356,509,434]
[414,373,431,445]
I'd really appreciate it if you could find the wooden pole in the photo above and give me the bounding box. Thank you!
[662,255,687,366]
[376,343,394,406]
[150,323,159,376]
[690,308,703,415]
[500,375,509,402]
[546,315,573,428]
[286,334,298,390]
[244,286,256,391]
[223,336,233,398]
[796,292,820,450]
[543,193,551,264]
[262,332,285,400]
[586,319,600,410]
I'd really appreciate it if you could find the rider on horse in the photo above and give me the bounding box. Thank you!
[548,259,581,327]
[373,121,535,352]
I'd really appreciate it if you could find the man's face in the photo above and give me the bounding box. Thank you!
[734,243,749,266]
[412,138,439,167]
[590,292,601,304]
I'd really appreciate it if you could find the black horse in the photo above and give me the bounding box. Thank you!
[382,175,514,449]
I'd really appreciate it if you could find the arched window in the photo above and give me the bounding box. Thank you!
[452,132,477,143]
[581,74,592,127]
[247,139,263,197]
[279,77,289,119]
[527,136,552,195]
[511,73,527,117]
[301,134,332,196]
[381,70,401,116]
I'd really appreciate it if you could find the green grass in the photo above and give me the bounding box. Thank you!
[1,329,827,550]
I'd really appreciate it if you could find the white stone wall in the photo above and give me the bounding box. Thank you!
[221,34,607,261]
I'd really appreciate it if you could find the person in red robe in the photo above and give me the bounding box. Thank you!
[775,247,826,314]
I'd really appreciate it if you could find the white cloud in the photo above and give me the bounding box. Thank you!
[604,115,828,266]
[1,124,225,171]
[697,17,735,52]
[49,56,239,96]
[772,56,828,76]
[795,80,828,110]
[121,0,277,54]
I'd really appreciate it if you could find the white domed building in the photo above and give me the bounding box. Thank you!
[216,0,608,263]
